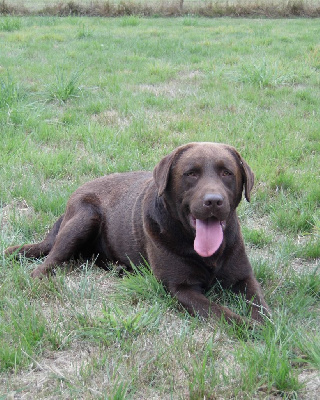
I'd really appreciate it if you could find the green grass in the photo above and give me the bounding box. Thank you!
[0,72,22,107]
[47,66,84,103]
[0,16,22,31]
[0,16,319,398]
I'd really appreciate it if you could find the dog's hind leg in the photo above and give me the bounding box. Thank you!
[30,199,102,278]
[5,215,64,259]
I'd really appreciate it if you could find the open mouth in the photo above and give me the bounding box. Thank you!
[189,215,225,258]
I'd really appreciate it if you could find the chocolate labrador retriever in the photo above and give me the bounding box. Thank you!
[6,142,269,324]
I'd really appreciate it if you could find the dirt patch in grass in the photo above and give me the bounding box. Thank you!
[1,342,99,398]
[138,83,186,98]
[137,70,202,98]
[299,371,320,400]
[91,109,131,128]
[0,200,34,229]
[290,257,319,274]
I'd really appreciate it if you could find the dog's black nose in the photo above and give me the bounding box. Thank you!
[203,194,224,208]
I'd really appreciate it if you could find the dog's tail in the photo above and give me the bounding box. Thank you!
[5,215,64,259]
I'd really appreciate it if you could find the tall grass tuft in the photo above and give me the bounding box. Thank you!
[76,22,93,39]
[239,60,296,88]
[0,73,21,108]
[0,16,21,32]
[235,318,303,397]
[0,297,47,371]
[115,262,177,309]
[47,67,83,103]
[119,15,140,26]
[184,339,219,399]
[295,332,320,370]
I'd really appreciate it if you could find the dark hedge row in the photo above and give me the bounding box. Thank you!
[1,1,320,18]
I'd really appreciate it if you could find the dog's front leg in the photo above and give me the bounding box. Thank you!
[147,243,247,325]
[170,283,246,325]
[232,276,270,323]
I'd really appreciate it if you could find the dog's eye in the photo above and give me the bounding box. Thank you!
[184,171,198,178]
[222,170,232,177]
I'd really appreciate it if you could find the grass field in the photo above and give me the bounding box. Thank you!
[0,15,319,399]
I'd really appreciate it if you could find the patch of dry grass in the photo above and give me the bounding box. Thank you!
[1,0,320,17]
[1,263,319,398]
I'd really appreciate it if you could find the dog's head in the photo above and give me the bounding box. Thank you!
[153,142,254,257]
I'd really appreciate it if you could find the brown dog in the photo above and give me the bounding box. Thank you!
[6,142,269,324]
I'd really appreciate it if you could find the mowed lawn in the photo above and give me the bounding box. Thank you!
[0,16,319,399]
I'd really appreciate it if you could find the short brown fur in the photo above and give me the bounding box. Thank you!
[6,142,269,324]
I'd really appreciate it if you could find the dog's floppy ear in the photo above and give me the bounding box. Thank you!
[238,154,254,202]
[240,157,254,202]
[153,144,191,197]
[153,151,177,197]
[230,148,254,202]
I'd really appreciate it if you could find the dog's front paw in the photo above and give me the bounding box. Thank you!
[4,245,20,257]
[251,305,272,325]
[31,265,47,279]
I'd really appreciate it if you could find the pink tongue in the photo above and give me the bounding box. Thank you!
[194,218,223,257]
